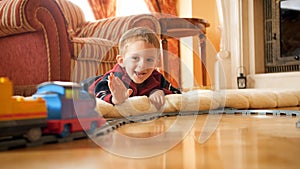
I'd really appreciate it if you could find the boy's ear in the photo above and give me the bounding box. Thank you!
[116,55,124,66]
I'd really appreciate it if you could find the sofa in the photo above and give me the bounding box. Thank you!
[0,0,161,96]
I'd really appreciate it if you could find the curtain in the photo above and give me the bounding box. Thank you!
[144,0,180,87]
[87,0,116,19]
[144,0,177,15]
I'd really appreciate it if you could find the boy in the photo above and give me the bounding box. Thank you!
[89,27,181,109]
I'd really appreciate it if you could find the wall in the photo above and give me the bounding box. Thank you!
[177,0,221,89]
[191,0,220,51]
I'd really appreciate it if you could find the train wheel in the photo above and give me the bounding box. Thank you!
[60,124,71,138]
[25,128,42,142]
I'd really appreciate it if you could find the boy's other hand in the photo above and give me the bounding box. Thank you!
[108,73,133,105]
[149,90,165,110]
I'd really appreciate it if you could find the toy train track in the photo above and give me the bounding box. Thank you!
[0,132,87,151]
[94,109,300,136]
[1,109,299,150]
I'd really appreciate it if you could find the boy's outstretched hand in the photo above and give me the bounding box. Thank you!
[108,73,133,105]
[149,90,165,110]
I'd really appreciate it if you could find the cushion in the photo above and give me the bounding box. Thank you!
[95,89,300,118]
[71,37,118,82]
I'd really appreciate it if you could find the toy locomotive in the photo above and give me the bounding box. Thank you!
[0,77,105,149]
[0,77,48,142]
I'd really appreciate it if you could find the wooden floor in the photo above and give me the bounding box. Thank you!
[1,114,300,169]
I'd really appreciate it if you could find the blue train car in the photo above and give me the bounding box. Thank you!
[33,81,105,137]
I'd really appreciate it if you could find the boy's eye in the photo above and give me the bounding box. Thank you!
[146,58,154,62]
[131,56,139,61]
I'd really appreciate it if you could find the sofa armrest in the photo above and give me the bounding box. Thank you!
[0,0,35,37]
[0,0,72,96]
[0,0,70,38]
[75,14,161,44]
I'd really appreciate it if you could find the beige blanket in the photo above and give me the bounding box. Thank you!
[95,89,300,118]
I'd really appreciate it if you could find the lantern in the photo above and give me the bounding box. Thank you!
[237,66,247,89]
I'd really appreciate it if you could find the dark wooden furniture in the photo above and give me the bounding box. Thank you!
[159,17,210,87]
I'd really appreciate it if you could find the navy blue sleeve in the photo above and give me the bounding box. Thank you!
[160,75,181,94]
[94,74,113,104]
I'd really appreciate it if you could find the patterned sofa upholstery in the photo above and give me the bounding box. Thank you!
[0,0,161,96]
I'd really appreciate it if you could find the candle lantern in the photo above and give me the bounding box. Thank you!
[237,66,247,89]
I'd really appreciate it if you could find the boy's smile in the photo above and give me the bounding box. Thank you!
[135,71,147,78]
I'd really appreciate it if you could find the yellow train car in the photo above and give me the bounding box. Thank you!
[0,77,47,142]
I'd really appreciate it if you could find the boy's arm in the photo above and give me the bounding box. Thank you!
[108,73,133,105]
[94,75,114,104]
[148,74,181,110]
[94,73,132,105]
[160,76,182,94]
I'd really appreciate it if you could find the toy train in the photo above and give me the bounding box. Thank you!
[0,77,105,145]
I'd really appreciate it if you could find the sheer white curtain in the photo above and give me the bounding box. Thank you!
[216,0,231,53]
[215,0,242,89]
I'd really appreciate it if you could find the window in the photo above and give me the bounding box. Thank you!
[69,0,95,21]
[116,0,150,16]
[69,0,149,19]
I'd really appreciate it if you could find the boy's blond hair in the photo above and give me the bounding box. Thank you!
[118,27,160,56]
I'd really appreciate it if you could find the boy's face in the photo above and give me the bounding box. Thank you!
[117,40,160,84]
